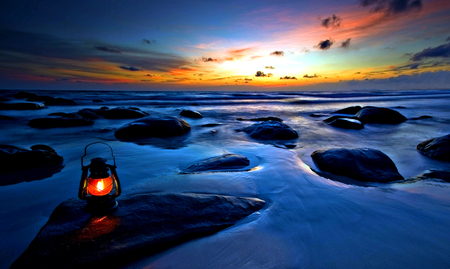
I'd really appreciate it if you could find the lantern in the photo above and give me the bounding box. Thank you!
[78,142,121,214]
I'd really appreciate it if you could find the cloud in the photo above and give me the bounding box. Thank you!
[321,14,341,28]
[303,74,320,78]
[270,51,284,56]
[315,39,334,50]
[341,38,351,48]
[95,46,121,53]
[119,66,141,71]
[265,66,275,69]
[410,42,450,61]
[447,36,450,41]
[255,71,267,77]
[279,76,297,80]
[360,0,422,15]
[200,57,218,62]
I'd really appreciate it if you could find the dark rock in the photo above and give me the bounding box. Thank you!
[93,99,104,102]
[115,116,191,139]
[0,102,45,110]
[408,170,450,183]
[0,144,62,171]
[77,109,101,119]
[11,192,265,269]
[417,134,450,160]
[0,97,8,102]
[182,154,250,173]
[29,117,94,128]
[48,112,83,119]
[237,116,283,122]
[355,106,407,124]
[411,115,432,120]
[14,91,38,99]
[328,118,364,130]
[311,148,404,183]
[27,95,55,102]
[201,123,223,127]
[242,121,298,140]
[44,97,76,105]
[103,107,149,119]
[323,115,358,123]
[180,109,203,118]
[0,115,15,120]
[332,106,362,114]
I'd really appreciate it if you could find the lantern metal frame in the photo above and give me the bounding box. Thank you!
[78,142,121,214]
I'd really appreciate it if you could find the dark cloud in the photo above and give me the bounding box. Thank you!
[265,66,275,69]
[270,51,284,56]
[119,66,141,71]
[341,38,351,48]
[95,46,121,53]
[143,39,156,45]
[146,74,152,76]
[303,74,320,78]
[360,0,422,15]
[315,39,334,50]
[200,57,218,62]
[321,14,341,28]
[255,71,267,77]
[410,43,450,61]
[279,76,297,80]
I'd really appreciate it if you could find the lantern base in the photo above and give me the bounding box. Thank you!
[84,198,118,215]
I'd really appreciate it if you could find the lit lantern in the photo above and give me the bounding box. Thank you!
[78,142,121,214]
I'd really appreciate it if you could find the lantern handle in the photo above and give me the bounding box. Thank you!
[81,142,116,169]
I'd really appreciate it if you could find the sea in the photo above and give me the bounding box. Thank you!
[1,89,450,268]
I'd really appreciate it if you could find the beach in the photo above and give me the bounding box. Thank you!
[1,89,450,268]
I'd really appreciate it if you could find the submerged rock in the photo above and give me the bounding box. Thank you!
[417,134,450,160]
[0,115,15,120]
[44,97,77,106]
[182,154,250,173]
[13,91,38,99]
[323,115,358,123]
[29,117,94,128]
[408,169,450,183]
[242,120,298,140]
[0,102,45,110]
[11,192,265,269]
[328,118,364,130]
[115,116,191,139]
[0,97,8,102]
[180,109,203,118]
[237,116,283,122]
[77,109,101,119]
[331,106,362,115]
[311,148,404,183]
[355,106,407,124]
[102,107,149,119]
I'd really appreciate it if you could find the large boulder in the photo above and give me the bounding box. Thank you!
[114,116,191,139]
[417,134,450,160]
[180,109,203,118]
[311,148,404,183]
[182,154,250,173]
[332,106,362,115]
[13,91,38,99]
[355,106,407,124]
[0,102,45,110]
[29,117,94,128]
[328,118,364,130]
[11,192,265,269]
[242,120,298,140]
[102,107,149,119]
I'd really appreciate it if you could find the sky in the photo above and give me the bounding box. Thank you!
[1,0,450,91]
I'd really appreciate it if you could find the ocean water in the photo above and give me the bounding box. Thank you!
[1,89,450,268]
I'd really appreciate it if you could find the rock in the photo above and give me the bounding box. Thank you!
[332,106,362,114]
[323,115,358,123]
[0,144,63,173]
[311,148,404,183]
[27,95,55,102]
[13,91,38,99]
[328,118,364,130]
[201,123,223,127]
[182,154,250,173]
[417,134,450,160]
[242,120,298,140]
[48,112,83,119]
[0,115,15,120]
[93,99,103,102]
[355,106,407,124]
[114,116,191,139]
[44,97,77,105]
[309,113,327,117]
[29,117,94,128]
[408,170,450,183]
[411,115,432,120]
[0,102,45,110]
[77,109,101,119]
[180,109,203,118]
[0,97,8,102]
[11,192,265,269]
[102,107,149,119]
[237,117,283,122]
